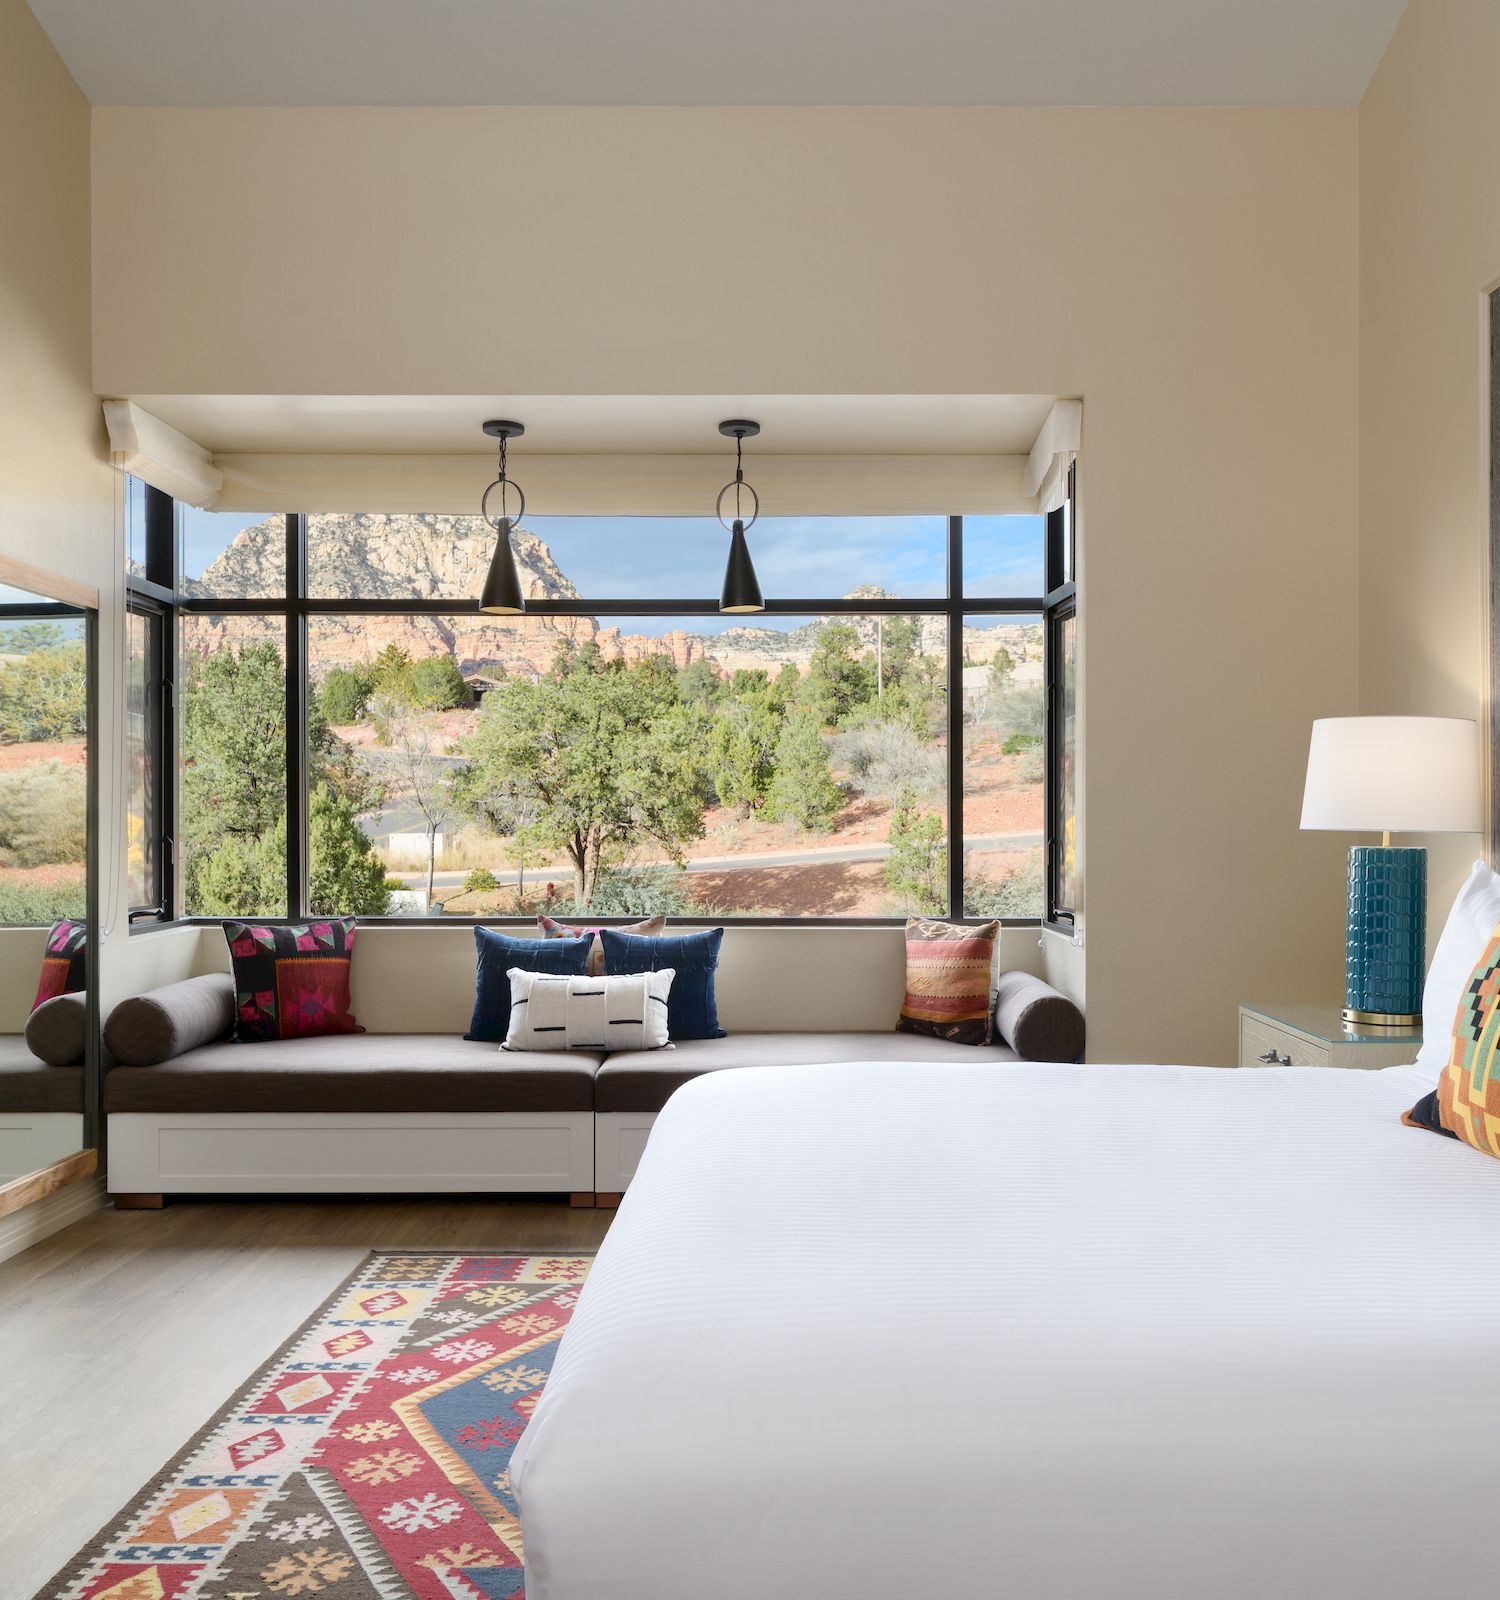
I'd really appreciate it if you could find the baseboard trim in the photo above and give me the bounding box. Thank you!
[0,1172,104,1266]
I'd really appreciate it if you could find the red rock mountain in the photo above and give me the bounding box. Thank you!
[184,513,1038,679]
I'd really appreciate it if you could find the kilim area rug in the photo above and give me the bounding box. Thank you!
[35,1250,593,1600]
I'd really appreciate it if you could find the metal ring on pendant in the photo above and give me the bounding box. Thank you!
[716,478,759,532]
[481,476,526,531]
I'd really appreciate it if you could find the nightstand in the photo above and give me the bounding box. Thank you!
[1238,1002,1422,1071]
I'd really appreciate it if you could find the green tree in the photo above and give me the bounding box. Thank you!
[406,655,468,711]
[800,621,875,726]
[987,645,1016,690]
[319,664,373,725]
[308,788,392,916]
[369,644,415,702]
[709,689,782,813]
[765,708,843,831]
[885,787,947,913]
[676,660,722,706]
[0,642,87,743]
[455,648,709,906]
[183,640,387,916]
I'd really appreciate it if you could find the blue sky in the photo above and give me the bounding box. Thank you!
[179,510,1046,638]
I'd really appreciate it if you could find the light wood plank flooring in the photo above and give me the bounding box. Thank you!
[0,1196,613,1600]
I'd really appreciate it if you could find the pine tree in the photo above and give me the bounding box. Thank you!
[884,787,947,914]
[765,709,843,832]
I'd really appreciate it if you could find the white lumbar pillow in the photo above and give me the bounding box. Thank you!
[503,967,675,1053]
[1414,859,1500,1079]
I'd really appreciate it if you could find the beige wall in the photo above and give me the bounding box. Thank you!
[92,106,1360,1064]
[0,0,118,1031]
[1360,0,1500,935]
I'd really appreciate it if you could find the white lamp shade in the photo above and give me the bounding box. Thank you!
[1300,716,1482,834]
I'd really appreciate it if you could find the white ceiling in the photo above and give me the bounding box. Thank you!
[131,394,1059,457]
[31,0,1407,109]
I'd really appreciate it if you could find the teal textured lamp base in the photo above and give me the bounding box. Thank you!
[1344,845,1425,1026]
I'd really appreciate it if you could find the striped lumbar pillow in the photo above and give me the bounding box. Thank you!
[503,967,675,1053]
[897,917,1000,1046]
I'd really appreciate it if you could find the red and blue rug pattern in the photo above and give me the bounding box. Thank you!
[39,1251,591,1600]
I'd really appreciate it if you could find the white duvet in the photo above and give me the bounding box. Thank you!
[512,1061,1500,1600]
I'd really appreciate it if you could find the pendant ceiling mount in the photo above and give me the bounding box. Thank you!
[717,418,765,615]
[478,420,527,615]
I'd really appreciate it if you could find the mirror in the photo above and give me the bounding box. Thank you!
[0,560,97,1216]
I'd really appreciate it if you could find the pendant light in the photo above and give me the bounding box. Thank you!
[479,419,527,615]
[717,419,765,614]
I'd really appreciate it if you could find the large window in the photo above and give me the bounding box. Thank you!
[0,590,88,926]
[127,495,1077,925]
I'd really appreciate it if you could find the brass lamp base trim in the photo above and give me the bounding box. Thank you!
[1342,1007,1422,1028]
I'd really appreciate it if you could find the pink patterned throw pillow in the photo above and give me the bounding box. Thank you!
[33,920,87,1011]
[537,913,665,977]
[222,918,363,1042]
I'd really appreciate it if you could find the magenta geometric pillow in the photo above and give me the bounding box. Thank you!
[222,918,363,1042]
[33,919,87,1012]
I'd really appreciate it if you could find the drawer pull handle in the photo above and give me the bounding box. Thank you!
[1278,1052,1292,1066]
[1258,1049,1279,1063]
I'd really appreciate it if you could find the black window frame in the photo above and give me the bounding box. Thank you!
[125,484,179,923]
[132,499,1074,928]
[1043,461,1079,932]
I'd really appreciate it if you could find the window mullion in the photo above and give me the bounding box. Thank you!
[286,513,308,920]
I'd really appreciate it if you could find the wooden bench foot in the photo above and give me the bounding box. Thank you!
[594,1192,622,1210]
[568,1192,595,1208]
[113,1194,165,1210]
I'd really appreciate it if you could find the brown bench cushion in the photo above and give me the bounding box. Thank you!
[104,1034,601,1115]
[0,1036,84,1113]
[595,1031,1019,1114]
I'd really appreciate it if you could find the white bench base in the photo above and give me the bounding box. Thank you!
[107,1111,595,1195]
[594,1111,659,1193]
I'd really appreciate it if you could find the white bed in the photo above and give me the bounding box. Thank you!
[512,1060,1500,1599]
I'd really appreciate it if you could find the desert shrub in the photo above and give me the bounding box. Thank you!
[464,867,499,893]
[572,864,696,917]
[0,879,86,925]
[834,711,942,800]
[963,848,1045,919]
[0,761,87,867]
[1001,732,1041,756]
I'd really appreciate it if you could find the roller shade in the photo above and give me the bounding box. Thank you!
[104,400,1079,517]
[103,400,223,508]
[1025,399,1082,515]
[212,451,1035,516]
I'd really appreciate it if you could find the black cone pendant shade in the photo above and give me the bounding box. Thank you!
[716,419,765,615]
[478,419,527,615]
[720,520,764,613]
[480,518,525,614]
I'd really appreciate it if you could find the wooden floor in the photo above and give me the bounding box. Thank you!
[0,1195,613,1600]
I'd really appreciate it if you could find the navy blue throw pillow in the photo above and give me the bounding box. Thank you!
[466,928,591,1043]
[600,927,726,1041]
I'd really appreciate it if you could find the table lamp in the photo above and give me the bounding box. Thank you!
[1300,716,1481,1026]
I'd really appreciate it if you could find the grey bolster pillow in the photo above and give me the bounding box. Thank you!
[993,971,1085,1062]
[105,972,236,1066]
[25,992,88,1067]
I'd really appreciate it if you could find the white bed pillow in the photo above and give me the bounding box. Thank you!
[1414,859,1500,1079]
[504,966,675,1053]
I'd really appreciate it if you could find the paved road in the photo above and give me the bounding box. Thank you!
[387,830,1042,890]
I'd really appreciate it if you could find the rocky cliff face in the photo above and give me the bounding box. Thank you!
[186,515,1038,678]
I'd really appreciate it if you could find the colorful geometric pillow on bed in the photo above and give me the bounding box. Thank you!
[222,918,363,1042]
[537,913,665,976]
[897,917,1000,1046]
[33,920,87,1011]
[1403,924,1500,1159]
